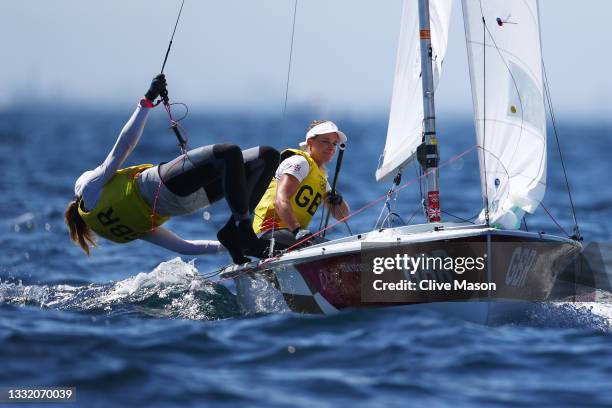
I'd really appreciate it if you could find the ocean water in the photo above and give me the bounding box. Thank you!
[0,107,611,407]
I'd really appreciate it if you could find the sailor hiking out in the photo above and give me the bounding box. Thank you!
[64,74,280,264]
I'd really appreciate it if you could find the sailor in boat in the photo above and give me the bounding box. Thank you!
[252,120,350,251]
[64,74,280,264]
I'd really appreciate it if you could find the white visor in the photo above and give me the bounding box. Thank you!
[299,121,347,148]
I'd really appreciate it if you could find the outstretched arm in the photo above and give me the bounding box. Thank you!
[99,74,167,177]
[100,103,151,177]
[141,227,225,255]
[75,75,168,210]
[74,103,151,207]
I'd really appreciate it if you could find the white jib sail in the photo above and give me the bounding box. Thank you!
[376,0,452,182]
[462,0,547,229]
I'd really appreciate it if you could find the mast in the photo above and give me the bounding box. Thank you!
[417,0,441,223]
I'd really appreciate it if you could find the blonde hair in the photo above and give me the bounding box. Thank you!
[303,119,330,151]
[64,199,97,256]
[304,119,334,171]
[308,119,328,131]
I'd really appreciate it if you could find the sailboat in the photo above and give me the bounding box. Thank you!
[219,0,583,321]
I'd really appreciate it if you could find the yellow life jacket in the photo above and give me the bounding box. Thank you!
[253,149,328,233]
[78,164,170,243]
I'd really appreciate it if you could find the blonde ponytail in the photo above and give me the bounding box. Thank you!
[64,199,97,255]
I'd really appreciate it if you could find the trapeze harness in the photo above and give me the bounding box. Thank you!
[78,164,169,243]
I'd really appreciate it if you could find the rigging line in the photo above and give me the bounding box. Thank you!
[481,22,528,181]
[168,102,189,122]
[282,0,299,117]
[405,207,421,225]
[283,145,479,253]
[478,3,525,213]
[382,212,406,228]
[374,193,389,229]
[480,11,490,225]
[318,198,327,231]
[540,202,571,237]
[227,145,480,274]
[542,63,581,239]
[375,179,398,229]
[478,4,532,225]
[269,0,298,252]
[163,102,191,156]
[156,0,191,156]
[478,1,490,226]
[150,151,191,231]
[467,210,483,221]
[161,0,186,74]
[263,146,478,268]
[478,2,544,188]
[440,210,475,224]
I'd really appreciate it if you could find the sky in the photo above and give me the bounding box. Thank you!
[2,0,611,120]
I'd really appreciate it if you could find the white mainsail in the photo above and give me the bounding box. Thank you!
[376,0,452,182]
[462,0,547,228]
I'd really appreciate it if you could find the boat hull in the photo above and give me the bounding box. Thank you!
[225,225,582,319]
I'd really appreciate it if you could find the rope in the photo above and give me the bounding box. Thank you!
[481,9,490,225]
[282,145,478,252]
[149,104,193,231]
[405,207,421,225]
[214,145,478,277]
[163,101,189,153]
[375,172,402,229]
[267,0,300,255]
[282,0,299,117]
[149,151,191,231]
[440,210,476,224]
[478,2,580,240]
[542,64,581,239]
[539,202,570,237]
[478,2,528,225]
[160,0,186,74]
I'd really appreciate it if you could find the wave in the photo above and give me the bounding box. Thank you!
[0,257,240,320]
[526,290,612,331]
[2,255,612,330]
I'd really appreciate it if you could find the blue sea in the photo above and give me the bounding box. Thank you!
[1,106,611,407]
